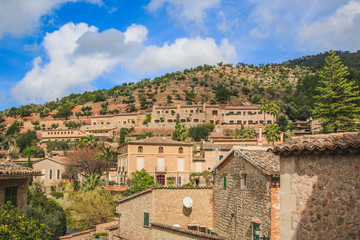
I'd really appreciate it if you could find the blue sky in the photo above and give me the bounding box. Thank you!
[0,0,359,110]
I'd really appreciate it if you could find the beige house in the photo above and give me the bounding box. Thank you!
[270,133,360,240]
[0,163,42,212]
[14,158,66,187]
[117,138,193,186]
[40,129,86,143]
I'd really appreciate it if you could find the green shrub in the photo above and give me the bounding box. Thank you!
[50,191,64,199]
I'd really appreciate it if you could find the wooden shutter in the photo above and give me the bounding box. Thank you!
[223,176,227,189]
[144,212,150,227]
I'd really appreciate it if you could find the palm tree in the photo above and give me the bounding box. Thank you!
[259,99,269,124]
[265,124,281,146]
[268,103,280,118]
[81,135,98,148]
[81,174,105,191]
[96,142,119,185]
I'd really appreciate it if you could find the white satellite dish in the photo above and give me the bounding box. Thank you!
[183,197,193,208]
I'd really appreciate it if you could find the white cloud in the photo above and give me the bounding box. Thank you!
[297,0,360,52]
[243,0,360,52]
[11,22,145,103]
[124,24,148,44]
[147,0,220,26]
[0,0,102,39]
[132,37,236,74]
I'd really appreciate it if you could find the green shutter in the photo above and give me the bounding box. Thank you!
[223,176,227,189]
[5,186,17,207]
[144,212,149,227]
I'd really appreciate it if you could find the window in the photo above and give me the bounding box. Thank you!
[158,147,164,153]
[49,170,53,179]
[157,158,164,172]
[156,174,165,185]
[212,110,218,116]
[219,155,223,161]
[136,157,144,171]
[267,120,272,124]
[57,170,61,179]
[223,176,227,189]
[195,162,202,172]
[177,158,184,171]
[241,174,247,189]
[138,146,143,153]
[5,186,17,206]
[178,147,183,154]
[144,212,150,227]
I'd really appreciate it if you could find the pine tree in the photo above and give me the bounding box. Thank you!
[313,51,360,132]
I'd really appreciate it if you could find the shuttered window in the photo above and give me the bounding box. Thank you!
[5,186,17,206]
[144,212,150,227]
[223,176,227,189]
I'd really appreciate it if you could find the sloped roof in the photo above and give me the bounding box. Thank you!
[0,163,42,177]
[203,142,235,150]
[269,133,360,156]
[212,147,280,176]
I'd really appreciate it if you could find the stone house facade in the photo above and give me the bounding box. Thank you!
[40,129,86,143]
[270,133,360,240]
[212,146,280,240]
[116,187,215,240]
[0,163,42,212]
[117,138,193,186]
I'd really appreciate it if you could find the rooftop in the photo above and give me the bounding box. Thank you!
[0,162,42,177]
[269,133,360,155]
[125,137,193,146]
[212,146,280,175]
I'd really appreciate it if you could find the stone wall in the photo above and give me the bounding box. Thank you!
[118,190,153,240]
[118,187,214,240]
[214,154,274,239]
[280,153,360,240]
[0,178,28,213]
[270,178,280,240]
[153,188,214,229]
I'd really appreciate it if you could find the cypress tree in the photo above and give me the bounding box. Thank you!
[313,51,360,132]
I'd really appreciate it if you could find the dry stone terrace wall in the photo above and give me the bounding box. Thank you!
[214,155,272,240]
[280,153,360,240]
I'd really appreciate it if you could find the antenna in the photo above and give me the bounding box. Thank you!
[183,197,193,208]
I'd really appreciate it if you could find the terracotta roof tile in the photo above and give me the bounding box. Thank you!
[269,133,360,155]
[0,163,42,177]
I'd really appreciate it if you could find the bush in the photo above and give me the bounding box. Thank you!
[50,191,64,199]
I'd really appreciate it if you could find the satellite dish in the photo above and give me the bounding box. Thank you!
[183,197,193,208]
[173,224,180,227]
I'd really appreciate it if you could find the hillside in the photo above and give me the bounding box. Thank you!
[1,50,360,125]
[0,63,306,121]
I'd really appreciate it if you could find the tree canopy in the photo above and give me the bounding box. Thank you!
[313,50,360,132]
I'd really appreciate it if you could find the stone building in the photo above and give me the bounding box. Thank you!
[0,163,42,212]
[117,137,193,186]
[212,146,280,240]
[116,187,218,240]
[270,133,360,240]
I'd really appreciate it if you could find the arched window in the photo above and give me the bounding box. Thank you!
[138,146,143,153]
[178,147,183,154]
[158,147,164,153]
